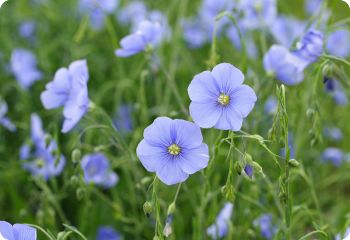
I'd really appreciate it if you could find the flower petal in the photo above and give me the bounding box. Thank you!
[0,221,15,240]
[13,224,36,240]
[143,117,173,147]
[231,85,257,118]
[189,102,221,128]
[178,143,209,174]
[173,119,203,149]
[211,63,244,94]
[214,105,243,131]
[188,71,219,102]
[156,159,189,185]
[136,139,166,172]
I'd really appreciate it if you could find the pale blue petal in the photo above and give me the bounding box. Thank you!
[189,102,221,128]
[231,85,257,118]
[143,117,173,147]
[211,63,244,94]
[214,105,243,131]
[188,71,218,103]
[0,221,15,240]
[136,139,166,172]
[156,159,189,185]
[13,224,36,240]
[178,144,209,174]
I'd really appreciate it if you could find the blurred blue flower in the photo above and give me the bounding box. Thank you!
[226,26,258,59]
[323,127,343,141]
[97,226,120,240]
[18,21,36,40]
[295,29,324,64]
[324,78,348,106]
[0,101,16,132]
[115,20,162,57]
[254,214,276,239]
[207,203,234,239]
[20,114,66,180]
[182,17,208,49]
[264,96,278,114]
[81,153,118,188]
[326,29,350,58]
[238,0,277,30]
[322,147,344,167]
[336,227,350,240]
[136,117,209,185]
[41,59,90,133]
[271,16,305,48]
[305,0,323,15]
[117,1,148,28]
[113,104,133,133]
[0,221,36,240]
[244,164,253,178]
[10,48,42,89]
[188,63,257,131]
[263,45,307,85]
[79,0,119,30]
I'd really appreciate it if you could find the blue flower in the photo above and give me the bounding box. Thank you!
[254,214,276,239]
[323,127,343,141]
[295,29,324,64]
[226,26,258,59]
[81,153,118,189]
[0,101,16,132]
[79,0,119,30]
[18,21,36,40]
[20,114,66,180]
[113,104,133,133]
[0,221,36,240]
[324,78,348,106]
[117,1,148,28]
[326,29,350,58]
[238,0,277,30]
[263,45,307,85]
[264,96,278,114]
[10,48,42,89]
[97,226,120,240]
[207,203,234,239]
[244,164,253,178]
[136,117,209,185]
[182,17,208,49]
[188,63,257,131]
[115,20,162,57]
[335,227,350,240]
[270,16,306,48]
[41,59,90,133]
[322,147,344,167]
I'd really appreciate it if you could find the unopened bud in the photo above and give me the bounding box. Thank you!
[288,159,300,167]
[71,149,81,164]
[143,201,153,215]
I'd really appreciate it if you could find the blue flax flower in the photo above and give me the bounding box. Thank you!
[238,0,277,30]
[254,214,276,239]
[10,48,42,89]
[264,96,278,114]
[117,1,147,28]
[207,203,234,239]
[324,78,348,106]
[326,29,350,58]
[0,101,16,132]
[81,153,118,189]
[41,59,90,133]
[19,21,36,40]
[97,226,120,240]
[115,20,162,57]
[295,29,324,63]
[79,0,119,30]
[263,45,307,85]
[323,127,343,141]
[188,63,257,131]
[271,16,306,48]
[244,164,253,178]
[0,221,36,240]
[136,117,209,185]
[113,104,133,133]
[20,114,66,180]
[322,147,344,167]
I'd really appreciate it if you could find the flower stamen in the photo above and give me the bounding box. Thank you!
[168,144,181,156]
[218,93,230,106]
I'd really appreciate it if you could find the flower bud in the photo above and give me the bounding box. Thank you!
[71,149,81,164]
[288,159,300,167]
[143,201,153,215]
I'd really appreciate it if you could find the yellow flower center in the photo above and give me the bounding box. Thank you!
[35,159,45,168]
[218,93,230,106]
[168,144,181,156]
